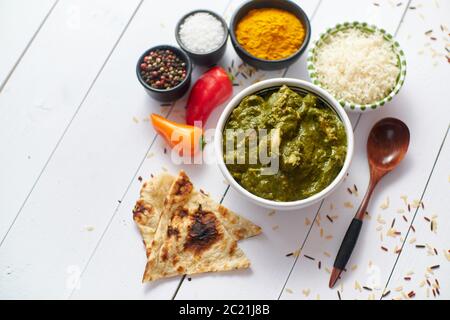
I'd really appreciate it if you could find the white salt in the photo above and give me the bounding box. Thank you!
[179,12,225,53]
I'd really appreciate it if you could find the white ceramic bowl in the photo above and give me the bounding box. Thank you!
[214,78,354,210]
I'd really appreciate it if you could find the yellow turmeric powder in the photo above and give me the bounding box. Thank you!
[236,8,305,60]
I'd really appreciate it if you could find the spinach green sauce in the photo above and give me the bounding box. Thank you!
[223,85,347,202]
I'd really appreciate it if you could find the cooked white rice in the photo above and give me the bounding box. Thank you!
[314,28,400,105]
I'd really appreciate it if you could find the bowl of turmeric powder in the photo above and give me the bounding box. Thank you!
[230,0,311,70]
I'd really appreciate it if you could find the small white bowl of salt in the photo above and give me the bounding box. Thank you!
[176,10,229,66]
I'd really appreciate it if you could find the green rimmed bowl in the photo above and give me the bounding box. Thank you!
[307,21,406,112]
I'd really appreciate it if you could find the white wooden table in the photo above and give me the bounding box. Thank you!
[0,0,448,300]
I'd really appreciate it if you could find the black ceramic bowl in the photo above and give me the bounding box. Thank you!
[136,45,192,102]
[175,9,229,66]
[230,0,311,70]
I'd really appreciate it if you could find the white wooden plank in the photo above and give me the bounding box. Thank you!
[0,0,231,300]
[383,130,449,300]
[0,0,56,89]
[0,0,143,299]
[175,0,411,300]
[0,0,141,242]
[281,0,450,300]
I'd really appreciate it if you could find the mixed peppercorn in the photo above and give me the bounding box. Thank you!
[140,49,187,90]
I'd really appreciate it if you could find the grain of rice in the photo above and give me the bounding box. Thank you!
[355,280,362,292]
[444,250,450,261]
[377,215,386,225]
[430,264,440,270]
[400,195,408,206]
[391,218,396,228]
[267,210,276,216]
[380,197,390,210]
[411,199,422,208]
[344,201,354,208]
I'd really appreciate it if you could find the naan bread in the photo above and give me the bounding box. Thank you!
[142,171,250,282]
[133,173,261,258]
[133,173,174,257]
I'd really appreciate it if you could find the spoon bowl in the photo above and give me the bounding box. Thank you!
[367,118,410,173]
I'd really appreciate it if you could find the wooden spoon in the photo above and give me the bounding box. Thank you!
[329,118,410,288]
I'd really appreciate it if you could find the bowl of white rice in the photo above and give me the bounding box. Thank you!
[307,22,406,112]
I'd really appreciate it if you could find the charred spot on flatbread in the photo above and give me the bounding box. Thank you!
[167,226,179,239]
[172,171,193,196]
[229,242,237,256]
[161,246,169,262]
[132,199,149,220]
[177,208,189,218]
[184,205,222,255]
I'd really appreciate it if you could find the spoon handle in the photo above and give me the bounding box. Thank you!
[333,218,363,271]
[329,179,377,288]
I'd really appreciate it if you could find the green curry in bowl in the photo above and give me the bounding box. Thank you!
[223,85,347,202]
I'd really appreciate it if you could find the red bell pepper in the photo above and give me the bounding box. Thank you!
[185,66,233,127]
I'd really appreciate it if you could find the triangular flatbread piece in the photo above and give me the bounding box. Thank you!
[142,171,250,282]
[133,173,261,258]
